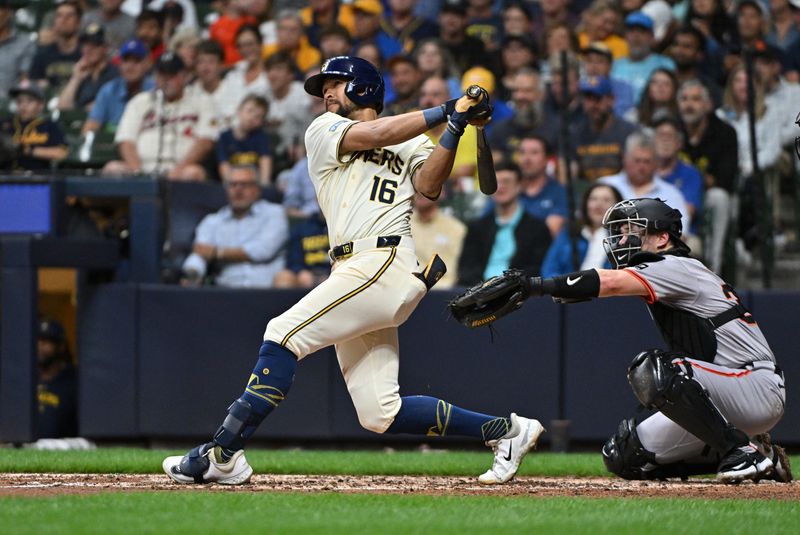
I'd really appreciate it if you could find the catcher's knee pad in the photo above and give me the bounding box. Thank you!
[627,349,686,409]
[602,418,657,480]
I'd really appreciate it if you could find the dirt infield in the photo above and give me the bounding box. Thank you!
[0,473,798,499]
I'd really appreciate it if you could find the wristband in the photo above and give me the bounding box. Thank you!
[541,269,601,299]
[422,105,447,128]
[440,129,460,150]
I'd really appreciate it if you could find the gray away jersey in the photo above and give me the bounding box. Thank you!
[625,255,775,369]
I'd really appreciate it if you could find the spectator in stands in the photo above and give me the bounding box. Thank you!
[135,9,166,62]
[190,41,226,117]
[169,29,201,75]
[577,0,629,59]
[598,131,691,231]
[515,136,569,237]
[301,0,356,49]
[581,40,635,117]
[496,34,539,100]
[182,164,289,288]
[57,25,118,111]
[684,0,733,84]
[280,156,320,219]
[611,11,675,104]
[625,67,679,126]
[30,0,82,93]
[36,319,77,439]
[383,0,440,54]
[210,0,257,65]
[541,182,623,277]
[534,0,581,37]
[502,2,533,39]
[573,76,638,183]
[272,212,330,289]
[1,82,68,171]
[677,79,737,274]
[543,51,585,128]
[782,1,800,82]
[264,53,312,167]
[82,0,135,52]
[668,25,722,106]
[458,161,552,285]
[653,114,704,228]
[413,38,461,98]
[410,192,466,289]
[0,1,36,100]
[724,0,768,74]
[104,52,217,180]
[216,95,272,186]
[461,66,512,127]
[318,24,353,60]
[767,0,799,50]
[489,69,560,156]
[351,0,402,60]
[541,22,580,73]
[218,24,270,128]
[263,10,321,74]
[149,0,199,37]
[83,39,153,135]
[466,0,503,51]
[383,54,421,116]
[438,0,490,75]
[753,40,800,148]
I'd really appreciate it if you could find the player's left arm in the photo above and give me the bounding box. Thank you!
[525,268,652,302]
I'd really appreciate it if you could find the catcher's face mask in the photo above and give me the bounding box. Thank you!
[602,202,648,269]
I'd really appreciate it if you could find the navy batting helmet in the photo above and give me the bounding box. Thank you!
[602,198,687,268]
[304,56,385,114]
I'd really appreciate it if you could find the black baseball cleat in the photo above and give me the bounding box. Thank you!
[717,443,774,483]
[754,433,793,483]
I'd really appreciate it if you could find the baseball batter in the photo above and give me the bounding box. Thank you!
[451,198,790,483]
[163,56,543,486]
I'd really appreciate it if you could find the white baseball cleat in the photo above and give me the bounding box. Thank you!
[163,443,253,485]
[478,413,545,485]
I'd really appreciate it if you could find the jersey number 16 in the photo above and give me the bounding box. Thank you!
[369,176,398,204]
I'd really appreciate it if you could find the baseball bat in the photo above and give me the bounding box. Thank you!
[466,85,497,195]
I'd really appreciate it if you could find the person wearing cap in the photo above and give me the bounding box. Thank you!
[598,131,691,232]
[83,39,154,136]
[300,0,356,50]
[382,0,439,55]
[262,10,321,73]
[57,24,119,111]
[81,0,136,52]
[0,82,68,170]
[438,0,491,75]
[104,51,217,180]
[581,40,635,117]
[572,75,638,183]
[29,0,82,93]
[461,65,512,127]
[383,54,421,116]
[611,11,675,104]
[752,39,800,148]
[0,0,36,100]
[351,0,402,61]
[36,318,78,439]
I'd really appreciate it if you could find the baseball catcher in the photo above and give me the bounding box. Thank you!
[450,198,791,484]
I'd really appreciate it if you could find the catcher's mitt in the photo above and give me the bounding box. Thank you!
[449,269,532,328]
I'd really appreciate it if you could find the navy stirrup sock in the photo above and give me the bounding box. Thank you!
[385,395,511,441]
[217,341,297,461]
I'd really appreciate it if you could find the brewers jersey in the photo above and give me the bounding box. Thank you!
[304,111,434,248]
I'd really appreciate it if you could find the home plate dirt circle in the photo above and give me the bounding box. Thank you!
[0,474,797,498]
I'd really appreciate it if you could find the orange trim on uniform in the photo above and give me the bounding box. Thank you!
[676,360,753,378]
[623,268,657,304]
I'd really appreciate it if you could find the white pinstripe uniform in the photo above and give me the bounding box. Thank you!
[264,111,436,433]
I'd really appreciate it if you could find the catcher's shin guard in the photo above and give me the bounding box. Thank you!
[627,349,749,456]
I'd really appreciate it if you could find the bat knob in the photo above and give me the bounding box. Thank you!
[466,85,482,98]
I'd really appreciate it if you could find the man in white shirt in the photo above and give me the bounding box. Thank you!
[183,165,288,288]
[264,52,313,162]
[104,52,218,180]
[599,131,691,233]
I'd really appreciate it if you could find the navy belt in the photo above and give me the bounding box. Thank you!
[329,235,402,261]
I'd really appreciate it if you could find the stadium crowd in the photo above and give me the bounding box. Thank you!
[2,0,799,288]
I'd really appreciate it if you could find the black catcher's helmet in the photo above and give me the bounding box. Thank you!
[602,198,687,268]
[304,56,385,114]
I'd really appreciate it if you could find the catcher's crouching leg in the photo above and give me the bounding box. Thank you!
[602,418,658,480]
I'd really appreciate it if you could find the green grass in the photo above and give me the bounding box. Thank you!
[0,448,607,477]
[0,493,797,535]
